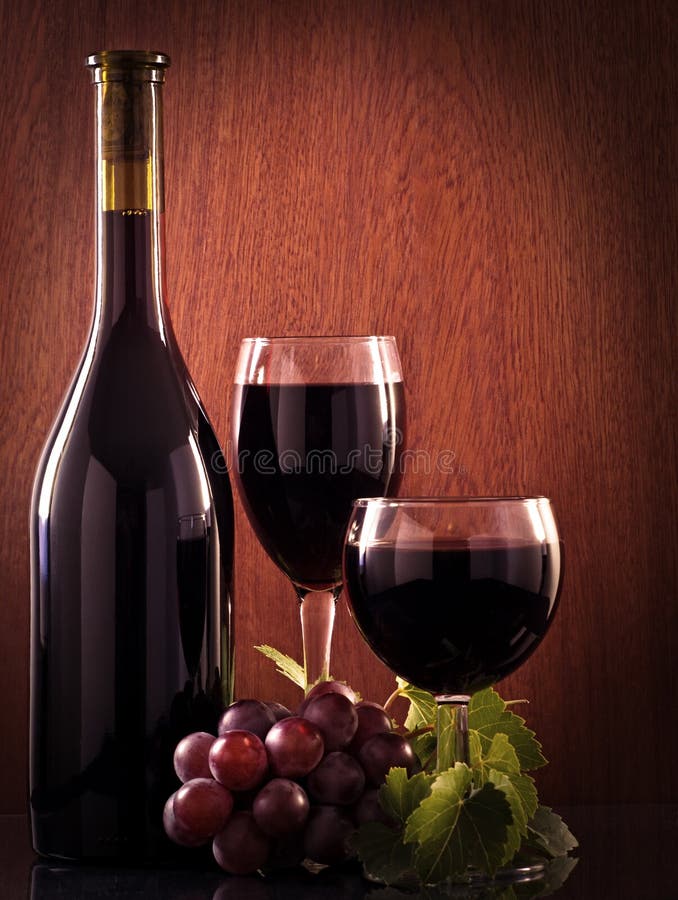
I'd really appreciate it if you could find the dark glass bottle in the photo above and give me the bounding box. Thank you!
[29,51,234,861]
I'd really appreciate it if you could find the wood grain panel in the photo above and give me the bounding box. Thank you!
[0,0,675,814]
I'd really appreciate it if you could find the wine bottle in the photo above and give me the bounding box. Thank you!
[29,51,234,861]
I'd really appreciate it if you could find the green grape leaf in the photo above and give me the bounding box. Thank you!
[524,805,579,858]
[474,733,538,822]
[485,768,531,865]
[397,678,438,731]
[475,731,522,777]
[254,644,306,690]
[378,768,436,826]
[404,764,513,882]
[469,688,547,770]
[350,821,419,889]
[469,729,484,766]
[410,730,437,772]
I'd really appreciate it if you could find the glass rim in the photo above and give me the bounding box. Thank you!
[238,335,398,345]
[352,495,552,507]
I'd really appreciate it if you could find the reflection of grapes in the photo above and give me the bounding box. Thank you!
[164,684,399,873]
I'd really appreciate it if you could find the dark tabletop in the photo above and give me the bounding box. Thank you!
[1,805,676,899]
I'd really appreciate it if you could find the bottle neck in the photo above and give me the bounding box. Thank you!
[94,78,167,332]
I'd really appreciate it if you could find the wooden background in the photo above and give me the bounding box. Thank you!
[0,0,676,815]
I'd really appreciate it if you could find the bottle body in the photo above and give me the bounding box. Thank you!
[29,54,234,861]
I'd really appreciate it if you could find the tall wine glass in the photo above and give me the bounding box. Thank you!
[232,336,404,687]
[343,497,562,772]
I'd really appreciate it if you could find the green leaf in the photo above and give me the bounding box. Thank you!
[524,805,578,858]
[474,733,538,822]
[350,821,419,888]
[410,730,437,772]
[405,764,513,882]
[475,732,522,778]
[470,733,538,866]
[378,768,435,825]
[486,768,529,865]
[435,704,462,772]
[469,729,483,766]
[397,678,438,731]
[469,688,547,771]
[254,644,306,690]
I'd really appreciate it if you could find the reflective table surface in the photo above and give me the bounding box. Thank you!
[2,805,676,899]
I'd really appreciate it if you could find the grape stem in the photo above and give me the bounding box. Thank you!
[404,724,435,739]
[383,687,403,713]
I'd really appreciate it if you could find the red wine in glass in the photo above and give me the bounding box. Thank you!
[234,382,405,588]
[232,337,405,686]
[343,497,563,761]
[343,536,561,695]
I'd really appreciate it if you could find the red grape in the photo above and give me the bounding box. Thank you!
[300,679,357,711]
[348,701,392,752]
[266,832,306,870]
[266,701,293,722]
[302,805,354,865]
[164,680,419,872]
[209,730,268,792]
[358,732,417,785]
[173,731,215,783]
[307,751,365,806]
[162,793,207,847]
[252,777,309,836]
[353,787,397,827]
[212,811,270,874]
[264,716,324,778]
[302,692,358,751]
[172,778,233,842]
[218,699,276,740]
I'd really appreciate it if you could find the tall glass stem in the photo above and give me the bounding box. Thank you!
[435,694,470,772]
[296,586,341,689]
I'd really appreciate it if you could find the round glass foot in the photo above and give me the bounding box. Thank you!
[363,859,546,896]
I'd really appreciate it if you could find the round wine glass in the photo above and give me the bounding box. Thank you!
[343,497,562,877]
[232,336,405,688]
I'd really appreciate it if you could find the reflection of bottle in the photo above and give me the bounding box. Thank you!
[30,863,227,898]
[29,51,234,861]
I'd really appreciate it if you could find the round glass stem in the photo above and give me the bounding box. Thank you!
[296,586,341,689]
[435,695,471,772]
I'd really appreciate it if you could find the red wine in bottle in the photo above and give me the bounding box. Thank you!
[29,51,234,861]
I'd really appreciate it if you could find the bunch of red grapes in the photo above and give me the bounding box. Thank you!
[163,681,417,874]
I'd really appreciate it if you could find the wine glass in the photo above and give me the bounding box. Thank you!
[343,497,562,773]
[232,336,404,688]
